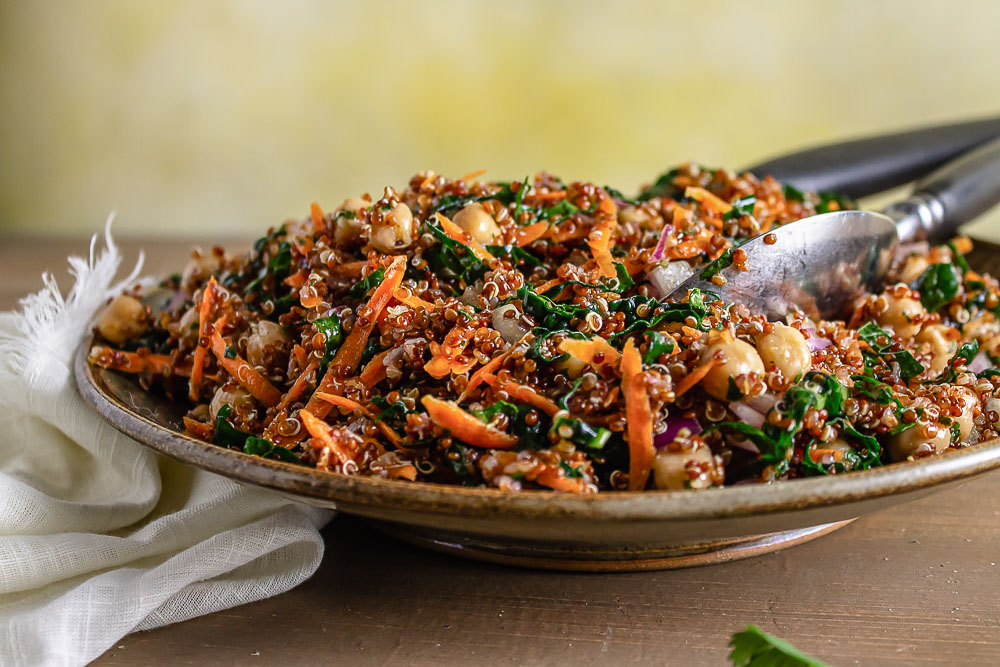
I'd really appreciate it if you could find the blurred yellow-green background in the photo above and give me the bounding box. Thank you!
[2,0,1000,240]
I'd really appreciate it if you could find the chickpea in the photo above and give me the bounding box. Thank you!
[898,254,930,284]
[180,249,221,293]
[755,323,812,381]
[889,420,951,462]
[876,294,925,338]
[618,206,652,225]
[915,324,959,373]
[333,197,369,247]
[370,203,416,253]
[209,385,256,420]
[453,203,501,244]
[699,331,765,400]
[952,387,978,442]
[653,443,718,490]
[246,320,289,369]
[95,295,148,344]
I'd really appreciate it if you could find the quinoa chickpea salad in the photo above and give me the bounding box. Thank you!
[88,165,1000,493]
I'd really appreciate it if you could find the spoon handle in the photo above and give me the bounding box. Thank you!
[746,115,1000,199]
[886,136,1000,242]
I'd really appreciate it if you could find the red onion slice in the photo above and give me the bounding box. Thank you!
[803,327,832,351]
[653,415,702,449]
[728,401,765,429]
[969,351,992,374]
[649,224,675,263]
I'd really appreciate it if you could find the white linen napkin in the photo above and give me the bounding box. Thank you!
[0,226,332,667]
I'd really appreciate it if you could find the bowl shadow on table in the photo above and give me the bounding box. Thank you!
[100,474,1000,667]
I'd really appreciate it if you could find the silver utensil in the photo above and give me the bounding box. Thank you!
[667,136,1000,320]
[745,114,1000,199]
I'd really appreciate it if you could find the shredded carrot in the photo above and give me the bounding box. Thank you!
[673,357,723,399]
[535,466,585,493]
[292,344,309,369]
[621,338,654,491]
[393,287,435,311]
[434,212,496,263]
[531,190,567,201]
[188,277,217,401]
[284,270,308,289]
[558,336,621,369]
[310,202,325,234]
[424,350,477,379]
[809,448,846,463]
[301,255,407,421]
[183,416,213,440]
[300,286,324,309]
[683,186,731,215]
[332,260,369,278]
[421,395,518,449]
[327,255,405,379]
[389,464,418,481]
[461,168,487,182]
[462,352,507,399]
[376,422,407,449]
[586,196,618,278]
[300,409,355,465]
[360,349,391,387]
[269,359,318,423]
[513,221,550,246]
[501,381,560,417]
[90,346,182,376]
[952,236,973,253]
[314,391,364,414]
[209,316,282,406]
[533,278,562,295]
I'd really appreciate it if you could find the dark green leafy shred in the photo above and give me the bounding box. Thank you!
[934,340,978,384]
[643,331,675,364]
[473,400,550,451]
[912,262,960,312]
[313,313,344,378]
[349,267,386,298]
[636,168,681,202]
[700,247,734,280]
[224,345,238,360]
[722,196,756,221]
[213,405,301,464]
[815,191,853,214]
[552,413,611,451]
[782,184,806,202]
[856,321,925,381]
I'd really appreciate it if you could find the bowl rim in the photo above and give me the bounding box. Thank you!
[75,339,1000,522]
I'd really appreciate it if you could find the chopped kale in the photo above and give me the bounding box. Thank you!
[856,321,925,381]
[912,262,960,312]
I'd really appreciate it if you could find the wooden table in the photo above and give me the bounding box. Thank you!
[3,237,999,666]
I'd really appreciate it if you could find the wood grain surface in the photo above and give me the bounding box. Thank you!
[3,236,999,666]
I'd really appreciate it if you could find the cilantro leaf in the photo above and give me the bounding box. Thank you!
[729,626,829,667]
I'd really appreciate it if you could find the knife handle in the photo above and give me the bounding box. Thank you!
[746,116,1000,199]
[886,136,1000,243]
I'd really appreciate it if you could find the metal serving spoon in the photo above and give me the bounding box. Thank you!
[667,136,1000,320]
